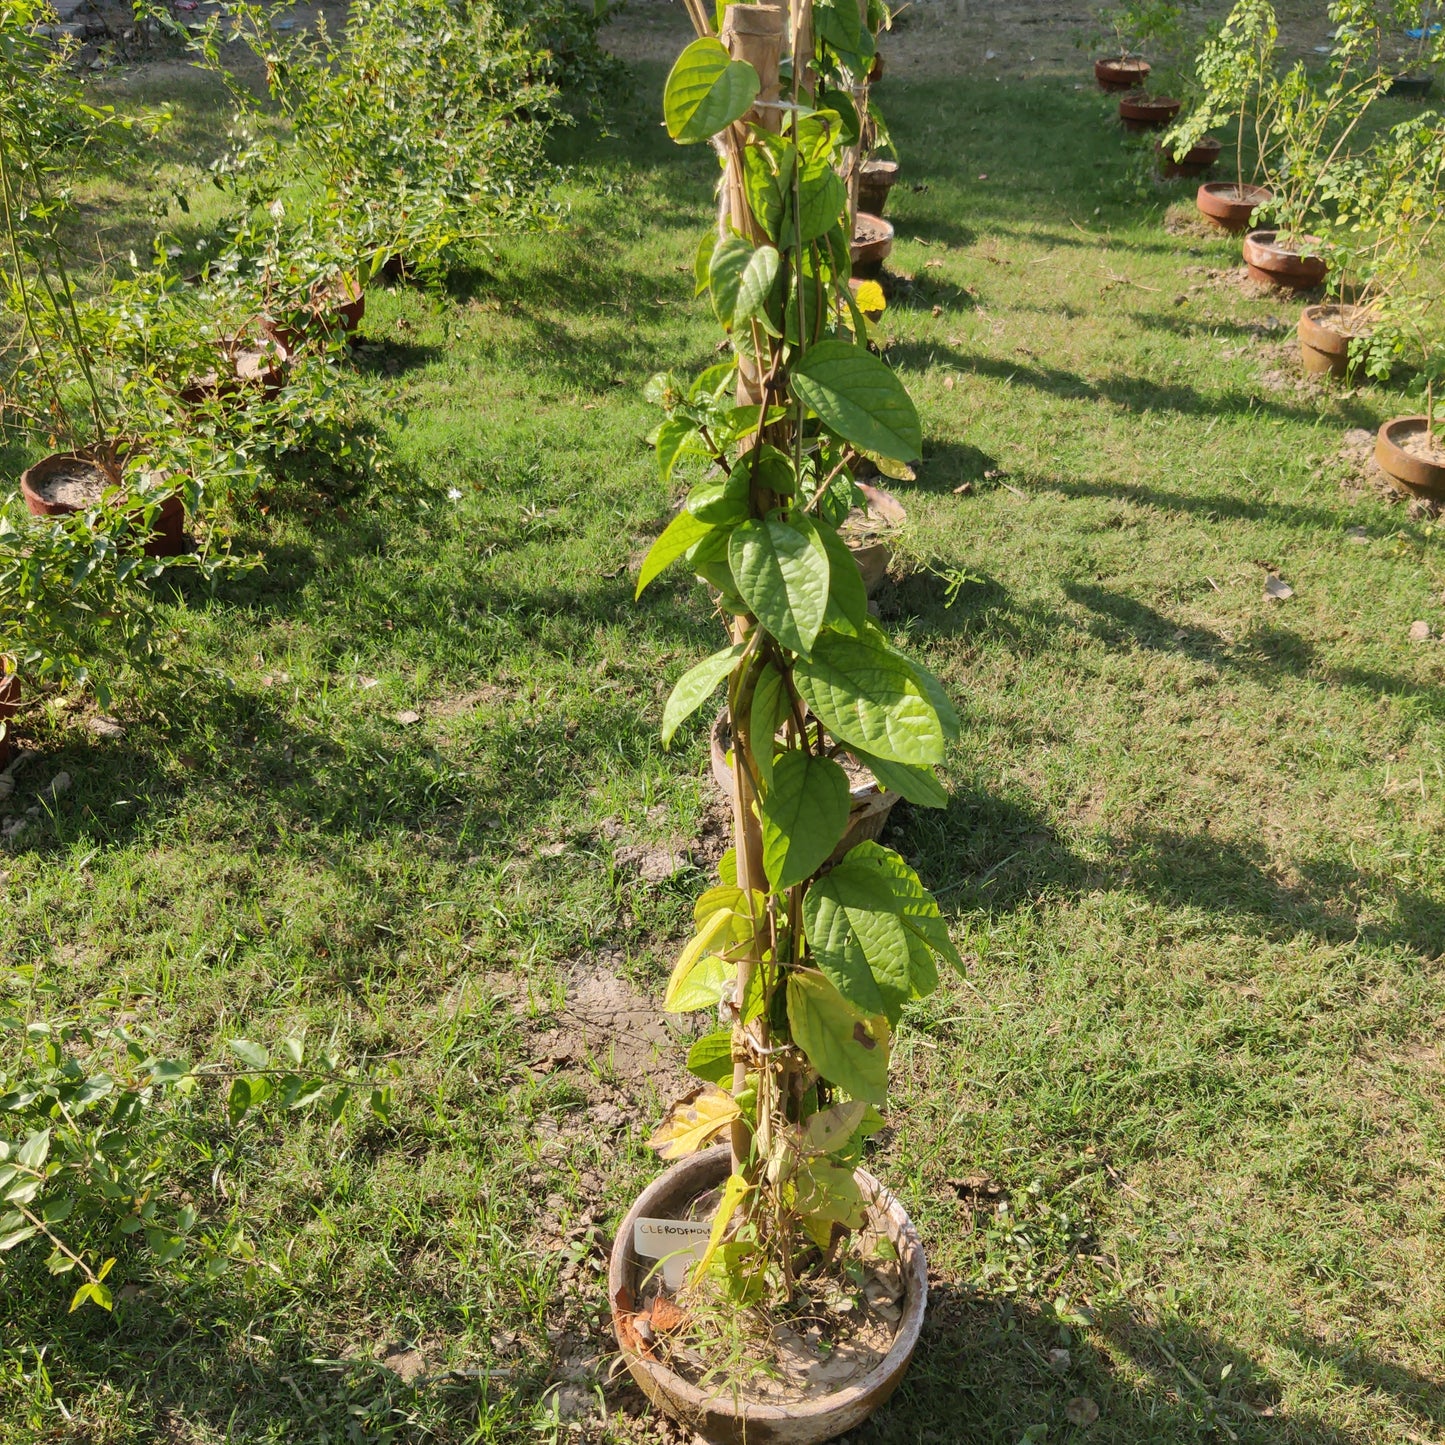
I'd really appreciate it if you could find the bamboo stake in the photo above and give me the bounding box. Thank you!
[717,2,784,1175]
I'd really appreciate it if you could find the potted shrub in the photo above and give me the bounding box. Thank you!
[618,5,960,1437]
[1383,0,1441,94]
[1168,0,1280,229]
[1243,9,1392,289]
[1366,136,1445,496]
[1300,109,1445,376]
[1091,0,1182,89]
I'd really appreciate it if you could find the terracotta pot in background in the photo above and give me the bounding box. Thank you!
[1118,92,1180,131]
[0,663,18,770]
[844,481,906,595]
[609,1145,928,1445]
[710,711,900,859]
[180,337,289,408]
[850,213,894,280]
[1195,181,1273,233]
[1157,135,1221,179]
[1375,416,1445,500]
[857,159,900,218]
[1242,229,1327,290]
[1387,71,1434,97]
[262,273,365,353]
[1297,304,1372,378]
[1095,55,1150,90]
[19,448,187,558]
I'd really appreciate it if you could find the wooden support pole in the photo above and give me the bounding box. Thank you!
[718,1,784,1176]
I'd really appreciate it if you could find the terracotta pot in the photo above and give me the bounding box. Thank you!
[609,1144,928,1445]
[710,711,900,859]
[857,160,899,219]
[0,663,18,770]
[1388,71,1434,97]
[1375,416,1445,500]
[850,213,894,281]
[261,273,365,352]
[1297,304,1372,378]
[179,337,288,408]
[1095,55,1149,91]
[1241,229,1327,290]
[1156,135,1220,179]
[1118,91,1180,131]
[1195,181,1272,233]
[844,482,906,595]
[19,448,187,558]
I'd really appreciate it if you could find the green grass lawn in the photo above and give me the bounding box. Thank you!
[2,13,1444,1443]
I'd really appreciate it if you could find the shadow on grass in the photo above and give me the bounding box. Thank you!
[853,1288,1445,1443]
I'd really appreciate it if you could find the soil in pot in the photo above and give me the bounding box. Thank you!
[711,711,899,857]
[180,337,288,407]
[1118,91,1181,131]
[1196,181,1273,233]
[850,213,894,281]
[1242,229,1327,291]
[610,1145,928,1445]
[1095,55,1149,90]
[1376,417,1445,500]
[857,160,899,219]
[1157,135,1221,179]
[1298,303,1372,378]
[19,450,187,558]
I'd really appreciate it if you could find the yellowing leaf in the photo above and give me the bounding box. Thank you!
[853,280,886,314]
[662,908,735,1012]
[690,1170,754,1285]
[647,1085,742,1161]
[804,1100,867,1155]
[793,1158,866,1229]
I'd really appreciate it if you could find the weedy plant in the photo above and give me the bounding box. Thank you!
[625,0,959,1403]
[0,968,396,1311]
[197,0,565,281]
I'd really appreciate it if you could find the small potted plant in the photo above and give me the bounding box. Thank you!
[1169,0,1280,228]
[1091,0,1178,89]
[1384,0,1441,95]
[1241,12,1390,289]
[1299,110,1445,376]
[617,7,960,1437]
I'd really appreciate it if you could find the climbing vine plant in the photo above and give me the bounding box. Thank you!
[636,0,960,1300]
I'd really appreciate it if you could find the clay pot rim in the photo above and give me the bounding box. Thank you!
[1198,181,1272,203]
[1158,135,1221,157]
[860,158,899,179]
[1244,228,1326,262]
[20,443,185,519]
[1379,416,1445,467]
[609,1144,929,1432]
[1299,302,1374,342]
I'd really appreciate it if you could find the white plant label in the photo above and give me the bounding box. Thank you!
[634,1217,711,1290]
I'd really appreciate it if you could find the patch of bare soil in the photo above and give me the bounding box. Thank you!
[1181,263,1291,302]
[1255,339,1326,398]
[1163,206,1219,240]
